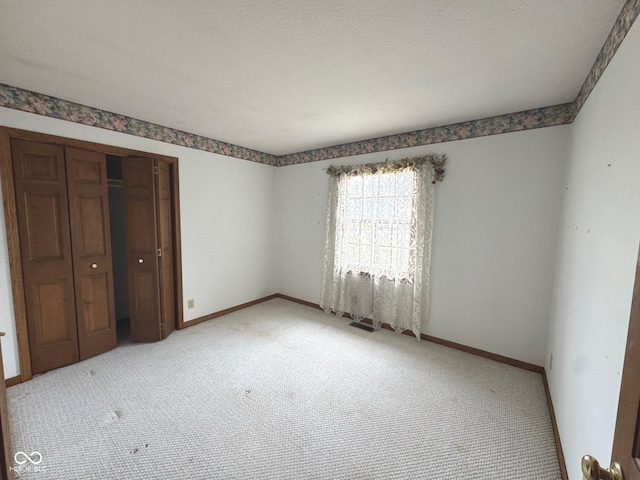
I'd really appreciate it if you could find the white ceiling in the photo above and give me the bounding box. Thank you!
[0,0,626,156]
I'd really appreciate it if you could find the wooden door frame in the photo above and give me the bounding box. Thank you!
[0,127,185,383]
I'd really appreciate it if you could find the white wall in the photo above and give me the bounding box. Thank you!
[277,126,569,366]
[0,108,279,378]
[545,21,640,480]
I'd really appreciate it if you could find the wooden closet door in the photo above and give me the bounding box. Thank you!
[66,147,117,360]
[155,159,175,338]
[122,157,163,342]
[11,139,79,373]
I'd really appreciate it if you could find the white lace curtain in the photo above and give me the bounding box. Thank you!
[320,157,441,338]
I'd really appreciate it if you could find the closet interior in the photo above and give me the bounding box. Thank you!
[107,155,130,344]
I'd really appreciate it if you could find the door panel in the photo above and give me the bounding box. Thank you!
[132,270,157,317]
[24,192,66,260]
[66,147,117,360]
[123,157,162,342]
[128,197,155,252]
[34,280,70,344]
[77,195,108,254]
[156,159,175,338]
[79,273,111,332]
[11,139,79,373]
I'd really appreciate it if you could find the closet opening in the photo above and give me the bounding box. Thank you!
[0,126,184,382]
[106,155,131,345]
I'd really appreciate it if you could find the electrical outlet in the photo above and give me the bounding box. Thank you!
[187,299,195,309]
[549,353,553,370]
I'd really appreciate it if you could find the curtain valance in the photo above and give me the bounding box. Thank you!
[325,154,446,183]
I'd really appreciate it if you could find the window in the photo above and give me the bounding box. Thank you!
[337,171,416,282]
[320,155,446,337]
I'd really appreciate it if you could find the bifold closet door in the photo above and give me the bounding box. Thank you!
[12,140,117,374]
[122,157,176,342]
[11,139,79,374]
[66,147,117,360]
[155,159,176,338]
[123,157,163,342]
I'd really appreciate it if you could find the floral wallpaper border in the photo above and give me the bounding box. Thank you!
[0,0,637,167]
[277,104,574,166]
[280,0,640,166]
[0,82,573,167]
[573,0,640,117]
[0,83,279,166]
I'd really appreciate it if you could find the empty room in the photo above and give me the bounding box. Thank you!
[0,1,639,479]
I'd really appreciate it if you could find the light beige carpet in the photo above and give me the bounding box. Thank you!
[7,298,561,479]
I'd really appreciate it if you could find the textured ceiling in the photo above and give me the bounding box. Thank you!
[0,0,627,156]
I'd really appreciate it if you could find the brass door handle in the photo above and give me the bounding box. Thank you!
[138,258,144,263]
[90,263,98,269]
[582,455,623,480]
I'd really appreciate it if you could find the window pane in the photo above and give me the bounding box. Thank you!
[360,221,372,245]
[378,174,393,196]
[362,197,374,220]
[378,198,394,222]
[347,243,359,266]
[376,224,392,247]
[394,248,410,273]
[350,175,363,197]
[359,245,372,268]
[395,195,412,222]
[395,172,413,195]
[347,198,362,220]
[337,170,416,280]
[347,222,360,243]
[393,224,410,248]
[363,175,377,197]
[375,247,393,271]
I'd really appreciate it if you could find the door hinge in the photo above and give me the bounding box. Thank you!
[153,165,158,175]
[157,248,162,257]
[160,322,165,335]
